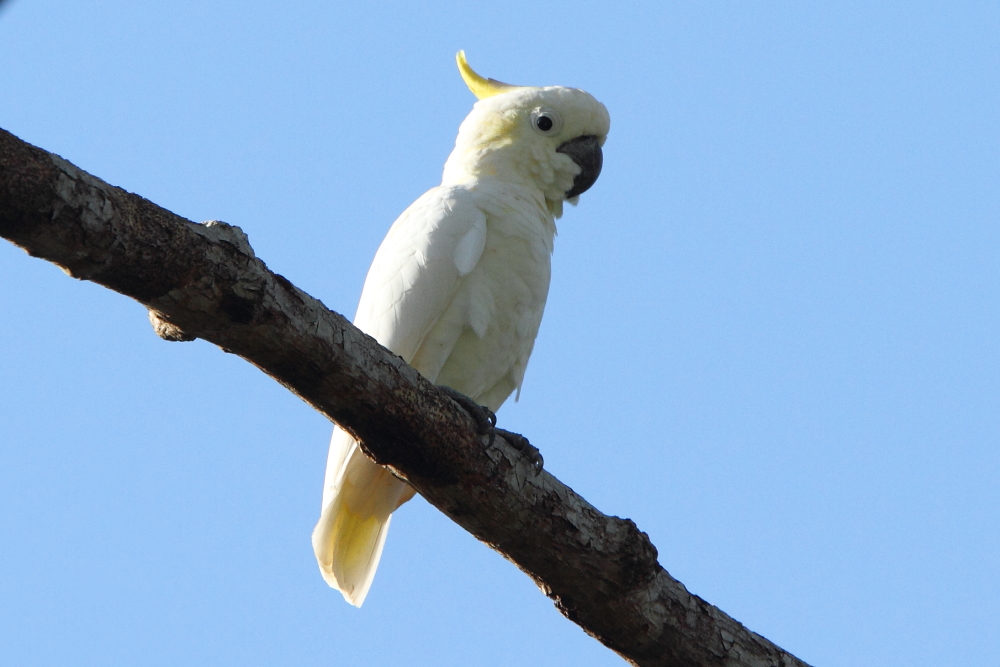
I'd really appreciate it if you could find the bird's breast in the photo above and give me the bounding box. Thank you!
[423,186,555,410]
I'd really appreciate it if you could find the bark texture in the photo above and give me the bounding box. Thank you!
[0,127,812,667]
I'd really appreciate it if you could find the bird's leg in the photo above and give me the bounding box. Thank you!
[438,385,496,436]
[494,428,544,473]
[437,386,543,473]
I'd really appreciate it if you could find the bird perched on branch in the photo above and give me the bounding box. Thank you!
[312,51,610,606]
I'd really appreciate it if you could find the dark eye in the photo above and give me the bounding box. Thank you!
[530,108,562,135]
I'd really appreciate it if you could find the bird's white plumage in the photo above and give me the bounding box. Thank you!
[313,60,609,607]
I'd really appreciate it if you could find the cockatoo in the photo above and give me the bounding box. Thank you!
[312,51,610,607]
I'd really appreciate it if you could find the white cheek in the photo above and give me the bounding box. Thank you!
[528,143,555,185]
[551,152,579,192]
[552,151,580,178]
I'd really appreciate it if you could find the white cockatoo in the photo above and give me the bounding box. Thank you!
[312,51,610,607]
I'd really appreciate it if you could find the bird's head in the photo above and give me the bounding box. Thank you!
[442,51,610,217]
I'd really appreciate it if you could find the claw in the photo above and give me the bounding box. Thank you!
[437,385,543,473]
[439,385,495,435]
[495,428,544,473]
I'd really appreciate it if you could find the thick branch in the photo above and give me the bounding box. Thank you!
[0,128,811,667]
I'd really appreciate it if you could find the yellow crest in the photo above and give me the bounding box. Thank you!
[456,50,520,99]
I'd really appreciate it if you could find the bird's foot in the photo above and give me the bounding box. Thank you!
[495,428,544,473]
[437,386,543,473]
[438,385,496,436]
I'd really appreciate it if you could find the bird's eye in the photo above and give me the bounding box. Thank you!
[530,108,562,135]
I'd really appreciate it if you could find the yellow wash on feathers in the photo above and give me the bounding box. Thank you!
[312,51,609,607]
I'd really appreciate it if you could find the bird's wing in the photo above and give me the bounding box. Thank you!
[417,183,555,409]
[353,185,488,369]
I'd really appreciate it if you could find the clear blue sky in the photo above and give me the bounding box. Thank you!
[1,2,997,665]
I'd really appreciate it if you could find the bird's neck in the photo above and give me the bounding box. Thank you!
[441,156,568,219]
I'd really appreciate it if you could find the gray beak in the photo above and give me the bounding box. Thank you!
[556,135,603,199]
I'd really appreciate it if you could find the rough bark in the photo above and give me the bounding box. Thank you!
[0,127,812,667]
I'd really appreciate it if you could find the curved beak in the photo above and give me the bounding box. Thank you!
[556,135,603,199]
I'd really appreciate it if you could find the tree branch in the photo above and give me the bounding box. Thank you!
[0,127,811,667]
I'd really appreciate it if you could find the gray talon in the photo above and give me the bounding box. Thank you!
[495,428,544,473]
[439,385,495,435]
[438,386,542,472]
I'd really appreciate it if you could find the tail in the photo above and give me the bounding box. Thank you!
[311,427,414,607]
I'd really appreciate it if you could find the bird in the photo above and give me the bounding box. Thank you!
[312,51,610,607]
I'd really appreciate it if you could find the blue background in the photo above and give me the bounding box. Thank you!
[1,2,997,665]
